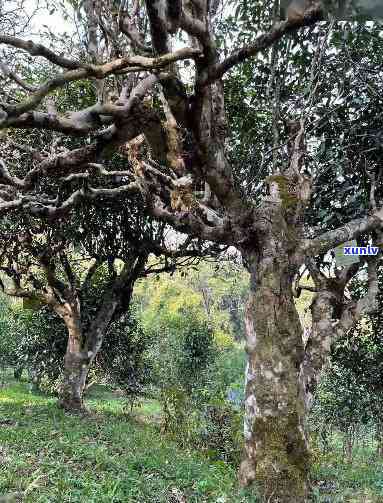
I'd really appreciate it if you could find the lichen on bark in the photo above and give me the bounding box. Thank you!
[239,201,310,501]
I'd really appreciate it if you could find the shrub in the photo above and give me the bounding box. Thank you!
[98,311,152,410]
[11,306,67,392]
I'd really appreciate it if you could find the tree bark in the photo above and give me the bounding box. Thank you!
[57,258,143,411]
[298,288,341,412]
[59,320,89,412]
[239,201,310,502]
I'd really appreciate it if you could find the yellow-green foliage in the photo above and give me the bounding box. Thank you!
[134,261,249,348]
[135,260,314,345]
[214,328,235,349]
[135,275,203,331]
[22,297,43,311]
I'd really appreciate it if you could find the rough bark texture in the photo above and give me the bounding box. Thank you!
[59,322,88,412]
[239,199,310,502]
[298,288,341,411]
[57,258,144,411]
[299,256,379,413]
[58,305,124,411]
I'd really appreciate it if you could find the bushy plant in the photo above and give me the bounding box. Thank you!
[310,264,383,459]
[98,310,152,410]
[10,305,67,392]
[146,304,245,463]
[198,400,243,465]
[150,308,214,396]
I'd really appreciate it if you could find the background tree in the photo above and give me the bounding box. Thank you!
[0,197,212,411]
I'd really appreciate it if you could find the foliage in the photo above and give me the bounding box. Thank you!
[310,360,375,439]
[197,400,243,466]
[135,260,249,346]
[310,264,383,461]
[1,3,383,498]
[135,265,249,464]
[311,430,383,502]
[0,295,19,369]
[7,304,67,392]
[138,270,218,391]
[149,306,217,437]
[3,296,152,403]
[98,311,152,411]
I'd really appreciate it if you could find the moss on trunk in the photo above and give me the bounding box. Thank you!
[239,201,310,501]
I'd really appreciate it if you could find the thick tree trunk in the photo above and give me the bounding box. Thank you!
[57,277,133,411]
[239,201,310,501]
[59,319,89,412]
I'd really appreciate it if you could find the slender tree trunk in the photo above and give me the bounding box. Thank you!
[346,427,354,462]
[239,215,310,500]
[55,278,120,411]
[59,322,112,412]
[298,290,339,411]
[56,297,116,411]
[59,321,116,412]
[56,263,141,411]
[28,367,41,391]
[14,366,23,380]
[376,420,383,457]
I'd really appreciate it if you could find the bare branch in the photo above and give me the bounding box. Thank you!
[338,256,380,333]
[82,259,102,290]
[6,139,45,161]
[150,198,231,244]
[60,252,78,290]
[0,35,81,69]
[0,159,24,188]
[25,182,140,219]
[167,0,182,33]
[299,209,383,257]
[145,0,171,54]
[2,48,201,117]
[0,198,23,214]
[117,0,150,53]
[0,60,37,92]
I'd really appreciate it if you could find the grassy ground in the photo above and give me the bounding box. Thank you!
[1,372,383,502]
[0,374,255,503]
[311,435,383,502]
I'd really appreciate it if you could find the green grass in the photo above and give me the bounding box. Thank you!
[1,372,383,502]
[310,434,383,503]
[0,375,256,503]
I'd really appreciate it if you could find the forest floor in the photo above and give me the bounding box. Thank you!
[0,372,382,502]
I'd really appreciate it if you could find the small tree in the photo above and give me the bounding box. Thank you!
[0,295,19,373]
[311,263,383,458]
[0,198,211,410]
